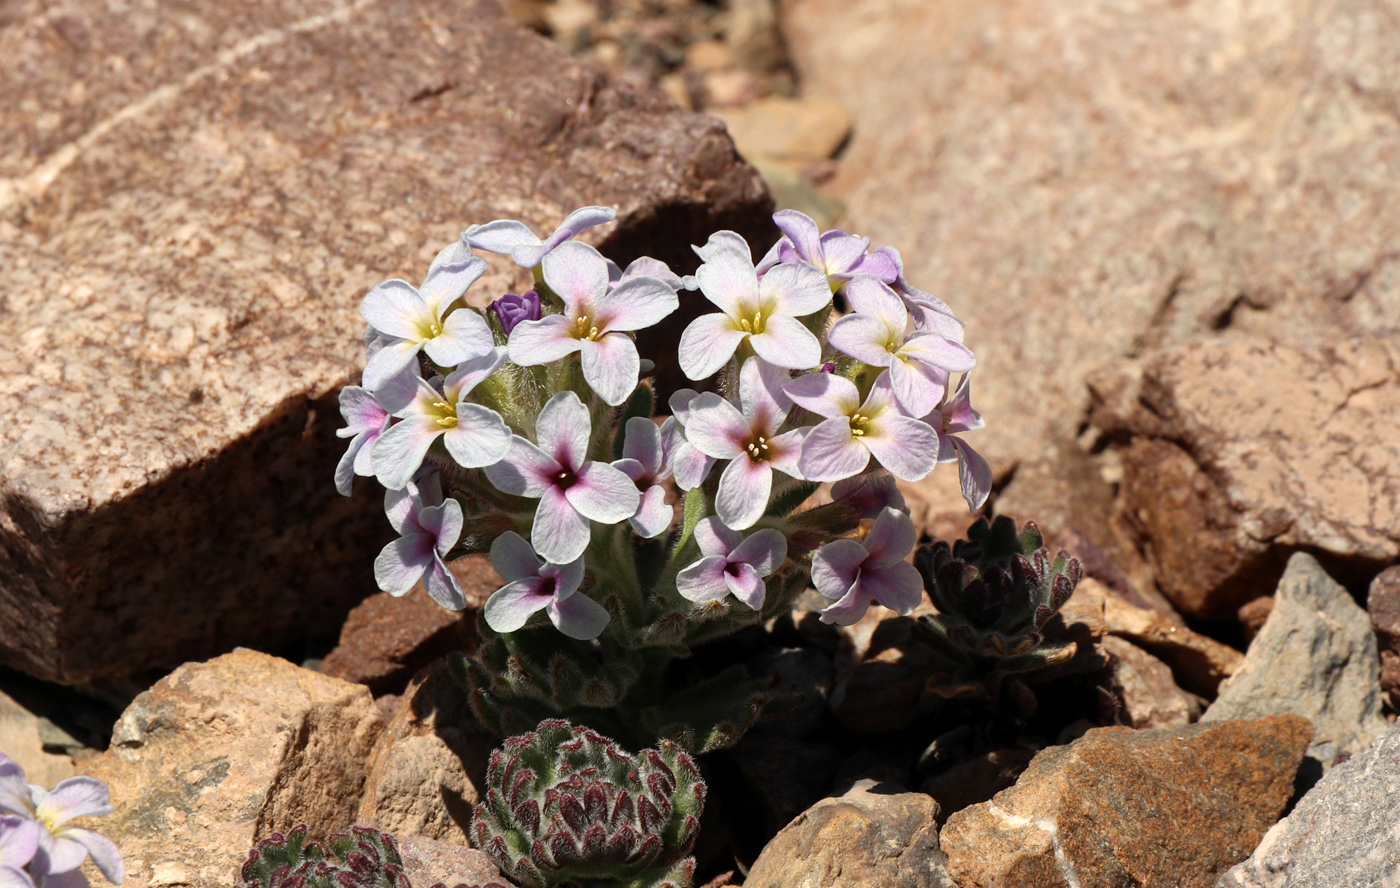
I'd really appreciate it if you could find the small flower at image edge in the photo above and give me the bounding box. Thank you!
[483,532,610,639]
[676,518,787,610]
[0,755,124,888]
[811,507,923,626]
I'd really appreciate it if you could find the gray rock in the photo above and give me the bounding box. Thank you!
[1202,553,1388,771]
[1216,721,1400,888]
[398,835,506,888]
[744,779,955,888]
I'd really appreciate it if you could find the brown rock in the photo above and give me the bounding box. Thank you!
[744,779,956,888]
[0,0,773,685]
[940,715,1312,888]
[1237,596,1274,646]
[831,608,944,734]
[398,835,505,888]
[79,650,384,888]
[358,658,494,846]
[714,97,852,165]
[922,747,1037,827]
[1103,635,1200,729]
[1101,581,1243,698]
[1368,565,1400,709]
[1094,338,1400,618]
[0,687,76,788]
[321,556,501,696]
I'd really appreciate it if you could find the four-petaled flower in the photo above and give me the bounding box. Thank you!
[755,209,899,288]
[371,351,513,490]
[827,276,975,417]
[334,385,391,496]
[359,255,495,391]
[811,507,924,626]
[683,358,808,530]
[373,474,468,610]
[613,417,676,538]
[924,372,992,511]
[676,518,787,610]
[785,372,938,482]
[508,241,678,406]
[483,532,610,639]
[0,755,124,888]
[678,246,831,380]
[465,205,617,269]
[485,391,640,563]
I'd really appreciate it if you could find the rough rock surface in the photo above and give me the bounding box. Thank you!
[942,716,1312,888]
[743,779,956,888]
[357,658,493,846]
[398,835,505,888]
[0,0,772,685]
[1100,579,1244,697]
[1203,553,1388,770]
[1104,635,1200,729]
[781,0,1400,552]
[1093,338,1400,618]
[1368,564,1400,710]
[79,649,384,888]
[1216,721,1400,888]
[320,556,501,696]
[0,687,75,787]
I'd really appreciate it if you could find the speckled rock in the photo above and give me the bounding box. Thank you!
[940,716,1312,888]
[1092,337,1400,619]
[398,835,506,888]
[1367,564,1400,711]
[1104,635,1200,730]
[78,649,384,888]
[0,0,772,685]
[781,0,1400,550]
[1100,579,1244,698]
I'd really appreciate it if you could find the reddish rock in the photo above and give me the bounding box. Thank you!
[1098,580,1244,699]
[0,0,772,685]
[1103,635,1200,730]
[940,716,1312,888]
[321,555,501,696]
[398,835,505,888]
[1368,565,1400,710]
[1237,596,1274,646]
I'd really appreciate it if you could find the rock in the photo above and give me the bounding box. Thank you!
[357,658,494,846]
[714,97,852,165]
[781,0,1400,586]
[1103,635,1200,729]
[1367,564,1400,710]
[921,747,1037,827]
[723,731,844,856]
[1202,553,1388,771]
[1216,721,1400,888]
[0,687,76,787]
[320,556,500,696]
[397,835,505,888]
[1101,580,1244,698]
[723,0,788,75]
[1093,338,1400,618]
[831,609,944,734]
[941,715,1312,888]
[744,779,956,888]
[0,0,773,685]
[79,649,384,888]
[1237,596,1274,646]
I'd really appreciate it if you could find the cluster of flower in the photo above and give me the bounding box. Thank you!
[0,756,123,888]
[337,206,989,637]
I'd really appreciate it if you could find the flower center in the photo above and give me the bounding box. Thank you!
[555,467,578,490]
[848,413,871,437]
[430,399,458,428]
[737,310,766,335]
[574,315,603,342]
[745,435,771,461]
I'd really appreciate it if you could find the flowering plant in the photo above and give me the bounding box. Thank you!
[0,755,123,888]
[338,206,991,752]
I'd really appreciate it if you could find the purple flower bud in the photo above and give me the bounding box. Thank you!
[820,361,836,374]
[493,290,541,335]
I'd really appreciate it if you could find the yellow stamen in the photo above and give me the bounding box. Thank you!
[436,416,458,428]
[739,318,753,333]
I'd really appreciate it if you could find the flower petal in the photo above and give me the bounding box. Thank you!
[418,256,487,317]
[360,338,423,392]
[542,241,610,313]
[757,259,832,317]
[670,439,715,491]
[464,219,540,254]
[818,582,872,626]
[843,276,908,331]
[798,418,870,482]
[62,829,123,885]
[629,485,673,538]
[423,553,468,610]
[35,868,88,888]
[762,427,809,478]
[485,437,559,498]
[557,205,617,237]
[953,437,993,511]
[32,835,86,878]
[580,334,640,406]
[738,356,793,433]
[748,315,822,371]
[490,531,543,582]
[676,555,732,603]
[483,577,554,632]
[693,516,742,558]
[810,538,868,600]
[531,487,592,564]
[535,391,592,471]
[338,385,389,435]
[900,330,977,373]
[542,555,586,599]
[374,533,435,596]
[943,372,985,433]
[417,498,464,557]
[723,561,767,610]
[444,348,508,400]
[565,461,641,524]
[508,315,582,367]
[36,780,111,828]
[596,276,679,333]
[695,246,760,318]
[861,414,939,482]
[771,210,823,265]
[862,506,918,569]
[784,372,860,420]
[861,561,925,615]
[817,230,872,275]
[826,313,897,368]
[622,417,663,474]
[678,313,748,381]
[547,593,611,640]
[0,817,37,869]
[335,436,361,497]
[691,230,753,263]
[371,417,443,491]
[361,280,428,341]
[680,394,749,460]
[423,307,493,367]
[729,528,787,576]
[714,456,772,530]
[0,866,34,888]
[887,357,948,418]
[443,404,513,469]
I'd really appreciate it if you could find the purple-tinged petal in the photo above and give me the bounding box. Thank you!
[668,390,702,426]
[748,316,822,372]
[723,562,766,610]
[862,561,924,615]
[738,356,794,432]
[483,577,554,633]
[943,373,985,433]
[0,817,38,869]
[887,358,948,418]
[695,246,760,318]
[678,313,748,381]
[753,236,787,274]
[369,364,423,416]
[445,348,508,400]
[862,507,918,569]
[36,781,111,829]
[679,395,749,460]
[816,231,871,276]
[423,307,494,367]
[757,260,832,317]
[692,230,753,263]
[532,487,592,564]
[692,517,742,558]
[424,553,468,611]
[508,315,582,367]
[861,414,939,482]
[418,256,487,317]
[351,417,390,479]
[935,426,959,464]
[900,331,976,373]
[953,438,993,511]
[565,461,641,524]
[335,436,361,497]
[771,210,823,265]
[832,473,908,518]
[844,248,899,283]
[485,437,560,498]
[374,532,435,596]
[547,593,611,640]
[338,386,389,436]
[580,334,641,407]
[844,276,909,334]
[62,830,121,885]
[595,277,679,333]
[465,220,540,255]
[428,239,474,277]
[818,582,872,626]
[798,418,870,482]
[34,836,86,877]
[490,531,543,583]
[784,372,860,420]
[0,865,34,888]
[35,868,87,888]
[557,205,617,237]
[729,528,787,575]
[630,486,673,538]
[371,416,443,491]
[542,241,610,313]
[536,392,592,471]
[614,457,645,483]
[617,257,683,290]
[509,243,551,269]
[361,280,428,341]
[676,555,732,604]
[714,456,772,530]
[0,768,28,820]
[763,427,810,477]
[670,440,715,491]
[361,338,424,392]
[810,539,868,600]
[383,486,416,536]
[541,557,585,599]
[622,417,664,475]
[417,499,464,558]
[826,314,897,368]
[443,404,513,469]
[492,291,542,335]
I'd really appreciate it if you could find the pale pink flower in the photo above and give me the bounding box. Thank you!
[464,205,616,269]
[0,756,123,888]
[483,532,610,640]
[613,417,676,538]
[682,358,808,530]
[334,384,392,496]
[0,814,38,888]
[484,391,640,563]
[924,373,992,511]
[755,210,899,287]
[374,474,468,610]
[812,507,923,626]
[785,372,938,482]
[507,241,678,406]
[664,390,715,491]
[870,244,961,328]
[676,518,787,610]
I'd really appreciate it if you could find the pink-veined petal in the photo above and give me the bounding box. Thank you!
[692,516,742,558]
[763,427,809,477]
[862,561,924,615]
[714,456,772,530]
[771,210,823,265]
[541,556,586,600]
[374,533,435,595]
[934,425,959,463]
[863,507,918,569]
[832,472,908,518]
[424,307,494,367]
[723,561,767,610]
[483,577,553,632]
[531,487,592,564]
[490,531,543,582]
[670,440,715,491]
[861,414,939,482]
[485,437,560,498]
[580,333,640,406]
[843,276,908,330]
[360,338,423,392]
[953,437,993,511]
[423,553,467,610]
[680,395,750,459]
[748,315,822,371]
[338,385,389,435]
[622,417,664,474]
[614,457,645,483]
[692,230,753,263]
[678,313,748,381]
[465,219,540,254]
[845,248,899,283]
[758,258,833,317]
[738,356,793,433]
[566,461,641,524]
[784,372,860,420]
[695,246,761,318]
[418,256,487,317]
[798,418,870,482]
[443,404,513,469]
[547,592,611,640]
[371,417,443,491]
[810,538,868,599]
[676,555,732,604]
[827,313,897,368]
[542,241,610,313]
[595,276,679,333]
[536,391,592,470]
[351,420,387,484]
[729,528,787,575]
[629,485,673,538]
[508,315,582,367]
[361,280,428,341]
[417,499,463,558]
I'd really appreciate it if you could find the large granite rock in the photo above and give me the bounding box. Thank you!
[1203,553,1388,771]
[1091,337,1400,618]
[80,649,384,888]
[780,0,1400,552]
[940,716,1312,888]
[1216,721,1400,888]
[0,0,772,684]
